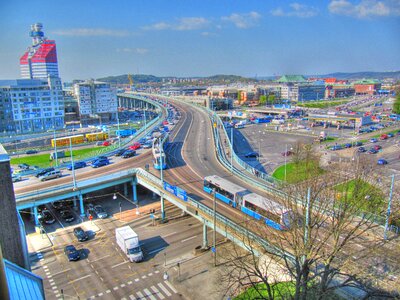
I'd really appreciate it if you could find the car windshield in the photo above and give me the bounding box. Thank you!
[128,246,141,254]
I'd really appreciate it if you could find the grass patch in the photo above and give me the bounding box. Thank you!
[334,179,386,214]
[296,100,349,109]
[10,147,104,168]
[234,282,295,300]
[272,160,323,183]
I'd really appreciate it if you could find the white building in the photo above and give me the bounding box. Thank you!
[73,80,117,123]
[0,77,64,133]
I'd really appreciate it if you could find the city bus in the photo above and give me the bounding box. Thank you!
[51,135,85,147]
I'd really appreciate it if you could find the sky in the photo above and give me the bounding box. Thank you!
[0,0,399,81]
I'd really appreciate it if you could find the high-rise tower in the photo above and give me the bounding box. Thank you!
[20,23,59,79]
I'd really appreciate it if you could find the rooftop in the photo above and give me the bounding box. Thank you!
[276,75,307,83]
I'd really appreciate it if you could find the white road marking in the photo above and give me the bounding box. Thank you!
[162,231,177,238]
[50,282,56,286]
[148,247,166,255]
[155,270,160,274]
[181,235,197,243]
[98,293,103,297]
[135,278,139,282]
[69,274,91,284]
[142,275,147,279]
[148,272,153,276]
[106,290,111,293]
[128,281,133,285]
[157,283,171,297]
[87,254,110,263]
[143,288,157,300]
[49,269,71,277]
[121,283,126,288]
[111,260,129,268]
[151,285,165,299]
[52,286,58,290]
[164,281,177,293]
[113,286,119,291]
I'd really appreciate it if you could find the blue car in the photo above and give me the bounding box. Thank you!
[330,145,342,151]
[344,143,352,148]
[355,142,363,146]
[91,159,109,168]
[370,138,378,143]
[67,161,87,170]
[377,158,388,165]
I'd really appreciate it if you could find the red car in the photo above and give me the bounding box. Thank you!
[162,120,169,125]
[102,141,110,146]
[380,134,388,140]
[373,145,382,151]
[129,142,141,150]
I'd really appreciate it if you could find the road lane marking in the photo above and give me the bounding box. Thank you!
[87,254,111,263]
[181,235,197,243]
[164,281,177,293]
[111,260,129,268]
[128,281,132,285]
[151,285,165,299]
[162,232,177,238]
[148,247,166,255]
[69,274,91,284]
[135,278,139,282]
[143,288,157,300]
[121,283,126,288]
[157,283,171,297]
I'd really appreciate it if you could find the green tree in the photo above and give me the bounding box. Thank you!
[393,91,400,114]
[237,92,242,102]
[259,95,267,105]
[267,94,276,105]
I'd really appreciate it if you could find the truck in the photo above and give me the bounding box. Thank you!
[50,151,66,160]
[115,226,143,262]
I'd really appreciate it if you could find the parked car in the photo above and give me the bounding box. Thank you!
[93,205,108,219]
[344,143,352,148]
[102,141,111,146]
[373,145,382,151]
[330,145,343,151]
[244,151,259,158]
[73,227,89,242]
[281,150,293,156]
[138,138,147,144]
[39,210,55,225]
[60,210,75,222]
[368,148,378,154]
[18,163,30,170]
[355,141,363,147]
[25,149,38,154]
[91,159,109,168]
[39,170,62,181]
[36,167,55,178]
[67,161,87,170]
[129,142,141,150]
[370,138,378,143]
[12,174,22,182]
[64,245,80,261]
[387,133,394,138]
[357,147,366,153]
[142,142,152,149]
[51,200,64,210]
[114,148,127,157]
[377,158,388,165]
[122,150,136,158]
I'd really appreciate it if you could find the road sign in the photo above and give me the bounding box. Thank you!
[175,186,187,201]
[211,247,216,253]
[150,214,154,219]
[163,182,176,194]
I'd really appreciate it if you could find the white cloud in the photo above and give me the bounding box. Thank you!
[143,17,210,31]
[328,0,400,18]
[51,28,131,37]
[116,48,149,54]
[271,3,318,18]
[221,11,261,28]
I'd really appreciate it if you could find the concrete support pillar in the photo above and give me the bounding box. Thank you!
[33,206,40,227]
[161,195,165,221]
[79,193,85,217]
[124,182,128,197]
[73,197,77,208]
[132,179,137,204]
[202,221,208,249]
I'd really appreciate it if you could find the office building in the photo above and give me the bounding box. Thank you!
[73,80,117,124]
[20,23,59,80]
[0,77,64,133]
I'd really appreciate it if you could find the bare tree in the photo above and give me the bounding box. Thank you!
[218,146,400,299]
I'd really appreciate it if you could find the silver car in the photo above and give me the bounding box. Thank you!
[39,170,62,181]
[94,205,108,219]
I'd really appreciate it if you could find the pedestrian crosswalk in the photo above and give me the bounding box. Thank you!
[122,281,177,300]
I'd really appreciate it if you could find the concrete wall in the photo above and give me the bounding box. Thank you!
[0,144,27,269]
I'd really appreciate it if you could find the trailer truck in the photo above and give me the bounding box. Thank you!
[115,226,143,262]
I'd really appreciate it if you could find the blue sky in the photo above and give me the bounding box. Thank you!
[0,0,399,81]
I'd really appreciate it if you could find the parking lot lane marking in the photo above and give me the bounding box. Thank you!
[100,277,104,282]
[69,274,91,284]
[48,279,54,282]
[148,272,153,276]
[52,286,58,290]
[43,265,48,269]
[49,268,70,277]
[164,281,177,293]
[128,281,133,285]
[161,232,177,238]
[128,265,132,270]
[151,286,164,300]
[113,286,119,291]
[157,283,171,297]
[135,278,139,282]
[142,275,147,279]
[111,260,129,268]
[144,288,157,300]
[87,254,110,263]
[181,236,197,243]
[55,294,60,298]
[121,283,126,288]
[148,247,166,255]
[154,270,160,274]
[98,293,103,297]
[129,295,136,300]
[50,282,56,286]
[106,290,111,294]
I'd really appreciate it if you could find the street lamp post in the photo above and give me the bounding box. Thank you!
[230,127,233,174]
[212,188,217,267]
[53,128,58,167]
[69,137,77,189]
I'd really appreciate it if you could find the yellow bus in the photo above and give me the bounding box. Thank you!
[85,132,108,142]
[51,135,85,147]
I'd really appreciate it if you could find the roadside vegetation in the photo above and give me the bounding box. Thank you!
[296,99,349,109]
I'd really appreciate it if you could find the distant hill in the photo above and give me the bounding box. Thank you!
[314,71,400,80]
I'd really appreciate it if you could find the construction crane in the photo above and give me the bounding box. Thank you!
[127,74,134,91]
